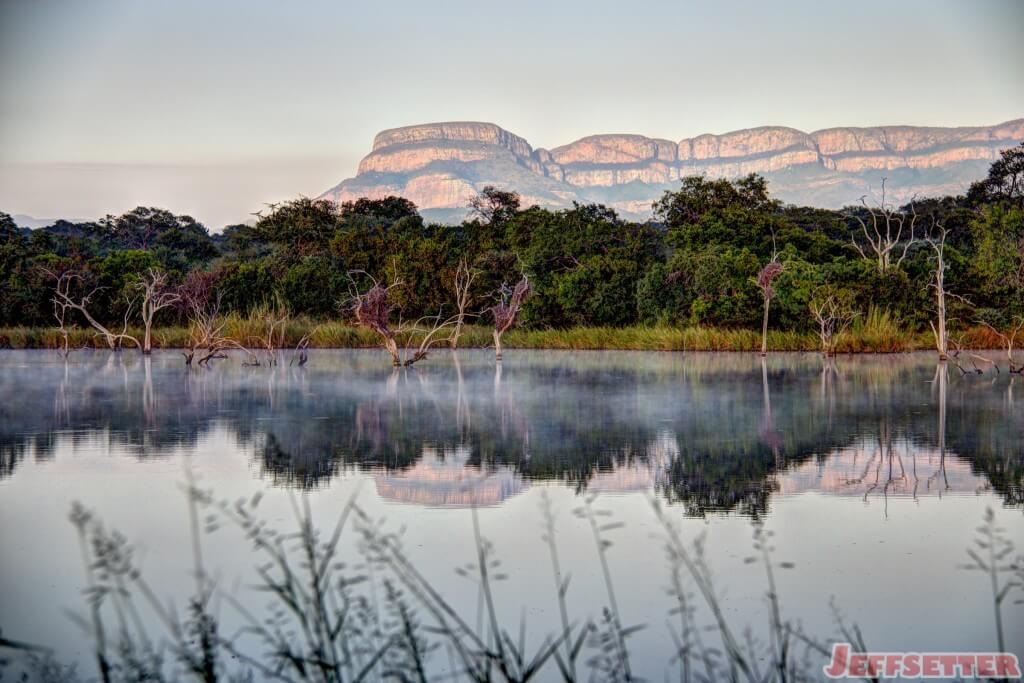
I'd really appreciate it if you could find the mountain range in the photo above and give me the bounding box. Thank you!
[320,119,1024,222]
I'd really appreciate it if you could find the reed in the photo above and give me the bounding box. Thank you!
[0,319,1010,353]
[2,494,1018,682]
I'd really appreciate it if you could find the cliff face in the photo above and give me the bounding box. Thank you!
[319,119,1024,220]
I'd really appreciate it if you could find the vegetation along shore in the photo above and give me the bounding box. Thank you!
[0,316,1011,354]
[2,143,1022,364]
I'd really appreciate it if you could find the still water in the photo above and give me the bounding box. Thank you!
[1,349,1022,680]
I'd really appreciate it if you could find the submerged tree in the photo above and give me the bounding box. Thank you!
[349,273,458,367]
[448,258,479,350]
[178,270,249,366]
[977,316,1024,373]
[133,268,180,354]
[489,275,530,362]
[756,260,783,356]
[925,223,951,360]
[41,267,140,350]
[351,278,402,366]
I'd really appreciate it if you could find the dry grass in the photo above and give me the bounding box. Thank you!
[0,317,1011,353]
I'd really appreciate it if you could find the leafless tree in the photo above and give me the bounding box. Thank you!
[489,274,530,362]
[977,317,1024,373]
[41,267,140,350]
[178,271,252,366]
[290,331,313,367]
[448,258,479,349]
[350,275,402,366]
[849,178,918,272]
[808,286,857,357]
[133,268,180,354]
[348,273,459,367]
[49,271,75,358]
[756,260,783,357]
[924,223,951,360]
[247,302,290,366]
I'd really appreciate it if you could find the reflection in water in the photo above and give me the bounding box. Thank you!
[0,350,1022,515]
[374,445,528,506]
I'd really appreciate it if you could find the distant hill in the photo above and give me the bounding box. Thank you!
[320,119,1024,221]
[12,214,92,230]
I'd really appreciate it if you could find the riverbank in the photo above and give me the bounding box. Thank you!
[0,318,1006,353]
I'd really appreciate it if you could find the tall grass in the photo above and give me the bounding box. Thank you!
[0,317,1012,353]
[1,486,1020,682]
[838,306,916,353]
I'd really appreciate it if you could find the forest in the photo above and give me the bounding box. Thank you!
[1,143,1022,358]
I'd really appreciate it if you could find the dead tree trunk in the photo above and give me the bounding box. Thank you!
[349,274,459,367]
[41,267,140,350]
[51,277,73,358]
[178,271,251,366]
[135,268,180,354]
[925,225,950,360]
[489,274,529,362]
[809,287,856,357]
[351,279,403,366]
[449,258,478,350]
[756,261,783,356]
[978,318,1024,373]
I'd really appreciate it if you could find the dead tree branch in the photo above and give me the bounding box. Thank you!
[977,317,1024,373]
[489,274,530,362]
[41,267,140,350]
[849,178,918,272]
[134,268,181,354]
[348,272,459,366]
[809,287,857,357]
[449,258,479,350]
[756,259,784,356]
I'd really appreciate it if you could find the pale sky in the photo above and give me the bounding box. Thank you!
[1,0,1022,228]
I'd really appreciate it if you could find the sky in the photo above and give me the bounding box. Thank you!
[1,0,1022,229]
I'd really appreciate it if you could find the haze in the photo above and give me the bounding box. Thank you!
[1,0,1022,228]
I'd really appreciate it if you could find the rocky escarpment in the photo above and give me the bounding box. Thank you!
[320,119,1024,221]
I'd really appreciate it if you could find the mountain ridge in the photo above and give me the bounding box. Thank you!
[320,119,1024,221]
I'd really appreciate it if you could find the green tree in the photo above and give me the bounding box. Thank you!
[254,197,341,257]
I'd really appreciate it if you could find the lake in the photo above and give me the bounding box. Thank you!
[1,349,1022,681]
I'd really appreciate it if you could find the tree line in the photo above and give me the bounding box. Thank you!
[1,143,1022,357]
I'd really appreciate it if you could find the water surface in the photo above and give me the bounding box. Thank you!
[1,349,1022,679]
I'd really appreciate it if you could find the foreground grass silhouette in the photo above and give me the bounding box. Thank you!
[1,476,1020,682]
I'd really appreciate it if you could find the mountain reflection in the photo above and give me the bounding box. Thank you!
[1,350,1021,515]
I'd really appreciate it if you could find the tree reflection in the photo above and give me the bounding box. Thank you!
[0,351,1021,513]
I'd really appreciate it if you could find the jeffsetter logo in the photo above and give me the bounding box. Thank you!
[824,643,1021,679]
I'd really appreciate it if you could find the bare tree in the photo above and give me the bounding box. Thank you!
[489,274,530,362]
[449,258,479,350]
[247,301,290,366]
[133,268,180,354]
[348,273,458,367]
[350,276,402,366]
[756,260,783,357]
[849,178,918,272]
[290,331,313,367]
[178,271,252,366]
[808,286,857,357]
[978,317,1024,373]
[41,267,140,350]
[924,223,951,360]
[49,271,75,358]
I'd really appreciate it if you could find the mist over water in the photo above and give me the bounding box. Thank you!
[1,349,1022,678]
